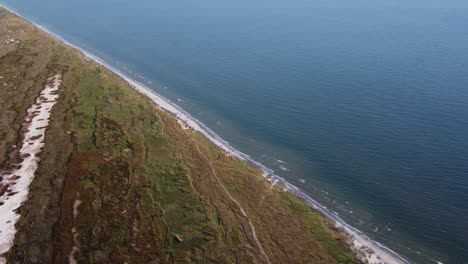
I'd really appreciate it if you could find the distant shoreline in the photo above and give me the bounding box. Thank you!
[0,3,409,263]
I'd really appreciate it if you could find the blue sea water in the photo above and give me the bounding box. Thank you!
[2,0,468,262]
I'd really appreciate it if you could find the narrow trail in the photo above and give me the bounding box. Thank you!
[192,142,272,264]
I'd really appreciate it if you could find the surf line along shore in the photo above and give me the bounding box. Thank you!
[0,4,409,264]
[0,74,62,264]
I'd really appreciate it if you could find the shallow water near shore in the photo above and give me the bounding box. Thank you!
[2,0,468,263]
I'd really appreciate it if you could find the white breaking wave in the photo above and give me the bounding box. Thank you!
[0,4,412,264]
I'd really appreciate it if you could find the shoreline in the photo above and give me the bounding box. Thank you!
[0,4,409,264]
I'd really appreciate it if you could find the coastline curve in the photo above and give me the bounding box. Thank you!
[0,4,410,264]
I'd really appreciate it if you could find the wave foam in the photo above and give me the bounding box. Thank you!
[0,4,410,264]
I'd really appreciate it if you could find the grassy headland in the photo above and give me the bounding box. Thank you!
[0,7,356,263]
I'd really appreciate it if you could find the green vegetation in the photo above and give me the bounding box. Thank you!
[0,7,356,263]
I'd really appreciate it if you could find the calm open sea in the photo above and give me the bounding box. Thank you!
[2,0,468,262]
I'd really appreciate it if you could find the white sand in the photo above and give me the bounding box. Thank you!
[84,45,409,264]
[0,4,413,264]
[68,198,82,264]
[0,74,61,261]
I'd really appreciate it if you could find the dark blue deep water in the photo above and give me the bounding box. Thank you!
[2,0,468,262]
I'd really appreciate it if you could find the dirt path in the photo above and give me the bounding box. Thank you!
[192,142,272,264]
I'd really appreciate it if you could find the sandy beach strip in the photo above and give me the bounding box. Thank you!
[0,4,409,264]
